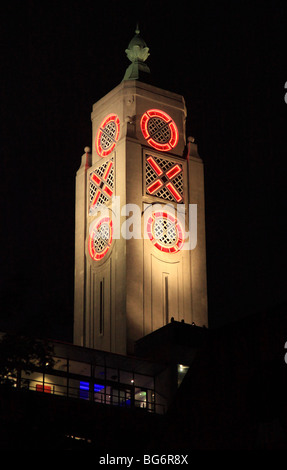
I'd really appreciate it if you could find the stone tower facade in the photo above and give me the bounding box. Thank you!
[73,29,208,355]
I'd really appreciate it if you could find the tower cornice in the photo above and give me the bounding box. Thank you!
[92,80,186,118]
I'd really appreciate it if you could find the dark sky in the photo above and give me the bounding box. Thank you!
[0,0,286,341]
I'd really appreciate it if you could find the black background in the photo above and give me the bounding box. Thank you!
[0,0,286,342]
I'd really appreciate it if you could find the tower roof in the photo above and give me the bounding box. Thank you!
[123,25,150,81]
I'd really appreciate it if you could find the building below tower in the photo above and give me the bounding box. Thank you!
[1,303,287,450]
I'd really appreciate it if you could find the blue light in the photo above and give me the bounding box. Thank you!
[80,381,89,391]
[80,381,105,393]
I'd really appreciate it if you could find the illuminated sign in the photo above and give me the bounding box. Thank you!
[140,109,178,151]
[146,211,184,253]
[146,155,183,202]
[96,114,120,157]
[89,159,114,214]
[88,216,113,261]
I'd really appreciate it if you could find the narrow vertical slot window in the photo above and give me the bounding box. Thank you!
[164,275,169,325]
[99,280,104,335]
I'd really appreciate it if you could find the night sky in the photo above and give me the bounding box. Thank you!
[0,0,286,342]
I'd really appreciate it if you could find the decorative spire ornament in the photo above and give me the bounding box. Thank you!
[123,25,150,81]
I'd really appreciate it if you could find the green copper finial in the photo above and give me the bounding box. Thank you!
[123,24,150,81]
[135,23,140,35]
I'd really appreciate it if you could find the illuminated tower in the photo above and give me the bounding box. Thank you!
[73,28,208,355]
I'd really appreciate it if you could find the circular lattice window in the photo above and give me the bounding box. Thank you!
[88,216,113,260]
[96,114,120,157]
[146,211,184,253]
[140,109,178,151]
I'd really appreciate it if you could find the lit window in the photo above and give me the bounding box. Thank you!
[36,384,51,393]
[79,381,105,400]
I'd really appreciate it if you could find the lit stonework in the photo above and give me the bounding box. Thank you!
[74,31,208,355]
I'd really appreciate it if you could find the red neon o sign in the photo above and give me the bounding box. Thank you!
[88,217,113,261]
[146,211,184,254]
[140,109,179,151]
[96,114,120,157]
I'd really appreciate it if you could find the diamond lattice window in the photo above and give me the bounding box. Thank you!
[145,155,183,203]
[89,159,114,214]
